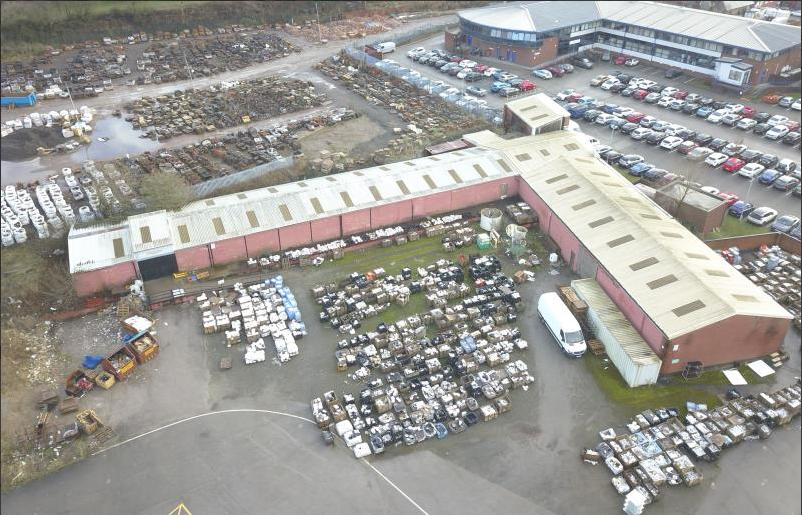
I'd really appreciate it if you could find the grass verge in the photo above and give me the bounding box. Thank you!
[586,354,722,416]
[1,437,90,493]
[705,216,772,240]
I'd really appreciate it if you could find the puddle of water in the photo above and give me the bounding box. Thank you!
[71,116,161,162]
[0,157,56,187]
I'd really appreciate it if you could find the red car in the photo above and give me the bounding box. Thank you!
[474,64,488,73]
[784,120,801,132]
[566,93,583,103]
[450,56,462,63]
[673,91,689,100]
[614,56,628,65]
[519,80,536,91]
[626,112,646,123]
[717,192,740,206]
[741,106,755,118]
[546,65,564,77]
[722,158,746,173]
[762,95,781,104]
[632,89,648,100]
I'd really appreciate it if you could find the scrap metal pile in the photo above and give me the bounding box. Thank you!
[284,16,402,42]
[584,383,802,510]
[197,276,306,364]
[310,255,534,458]
[124,77,326,139]
[125,108,354,185]
[316,53,487,137]
[139,33,297,85]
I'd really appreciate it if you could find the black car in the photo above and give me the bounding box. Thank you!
[621,87,636,97]
[610,83,628,93]
[573,57,594,69]
[604,151,623,164]
[682,103,700,114]
[509,78,524,87]
[740,149,763,163]
[584,109,603,122]
[695,133,714,146]
[758,154,779,168]
[619,122,640,134]
[595,146,613,158]
[645,131,667,145]
[464,72,483,82]
[617,74,633,83]
[699,97,715,106]
[643,168,668,181]
[711,100,728,110]
[709,138,729,151]
[753,112,771,123]
[676,129,697,141]
[647,84,663,93]
[619,154,645,168]
[783,131,801,145]
[664,69,683,79]
[434,59,448,68]
[752,123,771,135]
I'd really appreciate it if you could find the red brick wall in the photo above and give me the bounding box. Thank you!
[455,34,559,68]
[278,222,313,250]
[211,237,247,266]
[245,229,281,257]
[370,201,413,228]
[662,314,792,374]
[744,48,802,85]
[341,209,372,236]
[72,261,139,297]
[310,217,341,242]
[175,246,212,271]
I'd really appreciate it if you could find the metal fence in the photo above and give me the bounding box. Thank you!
[344,46,503,126]
[191,156,294,197]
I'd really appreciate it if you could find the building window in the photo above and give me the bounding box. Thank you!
[728,69,744,82]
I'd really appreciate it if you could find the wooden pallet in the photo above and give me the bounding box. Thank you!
[559,286,588,317]
[587,339,606,356]
[116,301,130,319]
[90,427,116,450]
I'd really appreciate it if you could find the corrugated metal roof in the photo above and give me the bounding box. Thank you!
[505,94,569,133]
[68,221,132,273]
[517,150,792,339]
[128,211,172,254]
[458,1,800,53]
[572,278,661,366]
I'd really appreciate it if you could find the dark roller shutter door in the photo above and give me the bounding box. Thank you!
[138,254,178,281]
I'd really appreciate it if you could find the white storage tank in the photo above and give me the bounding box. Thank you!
[480,208,503,231]
[571,278,661,387]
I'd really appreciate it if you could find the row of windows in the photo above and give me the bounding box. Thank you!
[594,34,717,69]
[461,20,538,44]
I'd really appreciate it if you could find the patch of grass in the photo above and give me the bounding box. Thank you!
[1,437,89,493]
[705,216,772,240]
[613,166,641,184]
[666,363,774,386]
[586,354,722,416]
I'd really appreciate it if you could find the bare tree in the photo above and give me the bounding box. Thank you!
[138,172,195,211]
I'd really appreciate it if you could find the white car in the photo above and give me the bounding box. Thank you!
[406,47,425,58]
[595,113,616,125]
[700,185,720,196]
[615,107,635,117]
[664,124,686,136]
[669,100,686,110]
[554,88,575,101]
[636,79,656,89]
[657,97,673,108]
[600,79,620,90]
[438,87,459,98]
[483,67,500,77]
[534,69,553,79]
[792,100,801,111]
[705,152,728,166]
[765,125,790,140]
[747,207,778,226]
[660,136,684,150]
[738,163,765,179]
[624,58,639,66]
[458,59,477,68]
[660,87,678,97]
[736,118,757,130]
[631,128,652,140]
[767,115,789,126]
[725,104,745,114]
[457,69,469,79]
[706,109,729,123]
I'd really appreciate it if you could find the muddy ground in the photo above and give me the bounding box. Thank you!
[1,126,65,162]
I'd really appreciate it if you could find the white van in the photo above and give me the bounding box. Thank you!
[537,292,587,357]
[375,42,396,54]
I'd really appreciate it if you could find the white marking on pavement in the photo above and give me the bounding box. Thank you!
[91,409,315,456]
[363,460,432,515]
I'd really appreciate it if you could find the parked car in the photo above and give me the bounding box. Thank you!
[738,163,765,179]
[728,200,754,218]
[776,159,798,175]
[639,116,658,128]
[594,113,616,125]
[584,109,603,122]
[559,63,574,73]
[677,141,698,155]
[657,97,673,108]
[490,81,508,93]
[534,69,553,79]
[675,129,697,141]
[687,146,714,161]
[624,58,639,67]
[603,151,623,164]
[774,175,800,191]
[739,149,763,163]
[632,90,649,100]
[682,103,700,114]
[717,192,739,206]
[695,133,714,146]
[618,154,645,168]
[464,72,484,82]
[630,128,652,140]
[722,143,746,157]
[758,168,782,185]
[642,168,668,181]
[708,138,729,151]
[466,86,487,97]
[722,158,746,173]
[573,57,594,69]
[792,223,802,240]
[785,121,801,132]
[721,113,742,126]
[752,123,772,135]
[518,80,536,91]
[758,154,779,169]
[707,109,729,123]
[499,87,520,98]
[793,100,801,111]
[458,59,477,68]
[670,100,686,111]
[700,185,720,196]
[747,207,778,226]
[629,162,654,176]
[619,122,640,135]
[741,106,756,118]
[601,78,621,90]
[546,66,565,77]
[614,56,628,65]
[696,106,715,118]
[767,115,789,127]
[608,117,628,130]
[660,136,684,150]
[645,131,667,145]
[664,69,683,78]
[765,125,790,140]
[554,88,575,101]
[661,86,678,97]
[779,97,795,108]
[705,152,728,167]
[619,86,636,96]
[770,215,800,233]
[625,112,646,123]
[736,118,757,130]
[783,132,801,145]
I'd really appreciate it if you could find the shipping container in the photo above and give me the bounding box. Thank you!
[571,278,661,387]
[102,345,138,381]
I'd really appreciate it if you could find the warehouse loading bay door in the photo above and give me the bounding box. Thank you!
[138,254,178,281]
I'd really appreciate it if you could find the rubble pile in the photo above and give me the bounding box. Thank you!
[284,16,402,42]
[311,256,533,458]
[124,77,327,138]
[197,276,306,364]
[585,383,802,510]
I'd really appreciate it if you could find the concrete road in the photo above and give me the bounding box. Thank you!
[2,261,800,515]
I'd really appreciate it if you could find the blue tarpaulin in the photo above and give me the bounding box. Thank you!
[82,355,104,369]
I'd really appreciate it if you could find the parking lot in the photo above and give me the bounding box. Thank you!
[394,37,801,221]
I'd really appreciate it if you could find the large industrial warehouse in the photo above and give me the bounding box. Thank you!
[68,94,792,377]
[446,0,801,86]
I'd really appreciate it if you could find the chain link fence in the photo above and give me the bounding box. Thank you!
[344,46,503,126]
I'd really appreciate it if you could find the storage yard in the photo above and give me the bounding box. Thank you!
[1,2,799,514]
